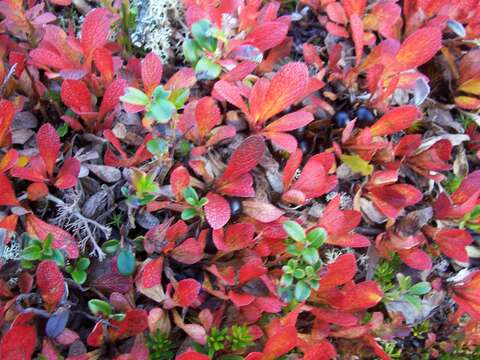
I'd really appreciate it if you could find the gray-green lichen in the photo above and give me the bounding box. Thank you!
[130,0,187,62]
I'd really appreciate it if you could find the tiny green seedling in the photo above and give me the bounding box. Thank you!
[88,299,125,321]
[181,186,208,221]
[66,257,90,285]
[279,220,327,302]
[21,233,65,269]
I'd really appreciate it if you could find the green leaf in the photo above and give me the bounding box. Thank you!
[195,57,221,80]
[183,186,199,202]
[102,239,120,254]
[57,123,69,137]
[88,299,112,316]
[21,245,42,261]
[294,281,311,302]
[152,86,170,101]
[191,19,217,52]
[293,268,305,279]
[280,274,293,287]
[183,38,202,63]
[120,87,149,106]
[117,248,136,276]
[51,249,65,266]
[21,260,33,269]
[198,197,208,206]
[43,234,53,250]
[404,294,422,310]
[409,282,432,296]
[110,313,126,321]
[302,247,319,265]
[286,244,301,256]
[340,154,374,176]
[181,207,198,220]
[306,228,327,248]
[147,99,176,123]
[283,221,306,242]
[147,138,168,156]
[169,88,190,109]
[77,258,90,271]
[71,270,87,285]
[218,356,244,360]
[309,279,320,290]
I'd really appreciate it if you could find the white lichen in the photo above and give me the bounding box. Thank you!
[0,235,21,262]
[131,0,187,62]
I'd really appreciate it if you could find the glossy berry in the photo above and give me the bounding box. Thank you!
[229,198,242,217]
[333,111,350,127]
[355,106,375,126]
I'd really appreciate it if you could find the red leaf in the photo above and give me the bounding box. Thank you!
[136,257,165,303]
[27,182,49,201]
[174,279,201,307]
[337,281,383,312]
[244,21,289,52]
[319,253,357,289]
[37,260,65,312]
[110,309,148,341]
[93,47,113,82]
[99,79,127,118]
[399,248,432,271]
[394,27,442,71]
[263,326,298,359]
[349,14,364,67]
[263,111,313,132]
[217,135,265,188]
[142,52,163,97]
[87,321,105,347]
[171,238,203,264]
[26,214,79,258]
[204,192,231,229]
[55,158,80,189]
[254,62,309,122]
[242,200,284,223]
[370,105,421,136]
[213,80,249,113]
[452,271,480,319]
[213,222,255,252]
[369,184,422,218]
[195,97,221,138]
[0,99,15,147]
[61,79,92,113]
[426,227,472,263]
[50,0,72,5]
[0,325,36,360]
[239,258,267,284]
[170,166,190,201]
[326,3,347,23]
[81,9,115,67]
[0,173,18,206]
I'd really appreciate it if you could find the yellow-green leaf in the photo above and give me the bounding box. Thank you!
[340,154,373,176]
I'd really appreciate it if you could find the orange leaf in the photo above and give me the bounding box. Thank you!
[370,105,421,136]
[255,62,309,122]
[394,27,442,71]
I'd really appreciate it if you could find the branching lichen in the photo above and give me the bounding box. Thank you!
[48,192,110,261]
[130,0,187,62]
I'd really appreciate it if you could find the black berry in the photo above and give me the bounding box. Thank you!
[229,198,242,217]
[355,106,375,126]
[333,111,350,127]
